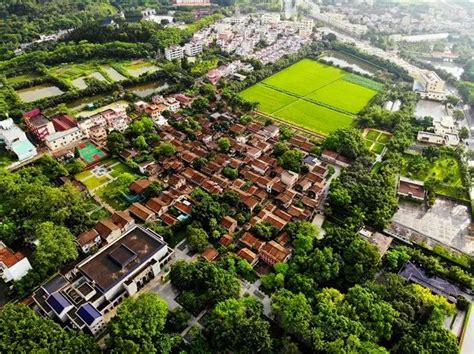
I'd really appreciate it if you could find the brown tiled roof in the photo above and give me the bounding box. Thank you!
[219,234,233,247]
[111,211,134,229]
[128,203,155,221]
[260,241,290,263]
[0,245,25,267]
[94,219,120,237]
[238,247,257,263]
[220,216,237,231]
[240,232,264,251]
[130,179,152,194]
[201,247,218,261]
[161,213,177,226]
[77,229,100,247]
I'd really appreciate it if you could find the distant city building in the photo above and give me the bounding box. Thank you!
[32,226,174,336]
[0,241,32,282]
[173,0,211,6]
[0,118,37,161]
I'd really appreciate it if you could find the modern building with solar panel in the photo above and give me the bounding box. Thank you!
[31,226,174,336]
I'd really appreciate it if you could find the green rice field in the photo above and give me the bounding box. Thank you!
[240,59,382,136]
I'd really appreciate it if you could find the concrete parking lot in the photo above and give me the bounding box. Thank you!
[390,198,473,255]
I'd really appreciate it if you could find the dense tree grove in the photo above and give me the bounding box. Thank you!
[108,293,180,353]
[0,304,97,353]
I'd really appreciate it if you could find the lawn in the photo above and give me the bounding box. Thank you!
[75,169,93,181]
[239,59,381,136]
[82,175,111,190]
[363,129,391,155]
[110,161,137,178]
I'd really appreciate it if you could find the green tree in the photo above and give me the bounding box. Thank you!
[33,222,78,272]
[108,293,178,353]
[187,225,209,253]
[278,149,303,173]
[252,221,278,241]
[191,97,209,113]
[0,304,97,353]
[154,142,176,158]
[272,289,312,340]
[218,137,231,153]
[207,297,272,353]
[342,238,381,285]
[107,131,127,155]
[66,158,86,174]
[324,127,367,160]
[133,135,148,151]
[222,166,238,180]
[459,126,469,139]
[453,109,464,121]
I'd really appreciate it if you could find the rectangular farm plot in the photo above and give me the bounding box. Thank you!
[262,59,345,96]
[275,100,353,136]
[239,84,297,114]
[239,59,382,136]
[308,80,378,114]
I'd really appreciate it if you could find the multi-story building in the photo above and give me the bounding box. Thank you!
[0,118,37,161]
[173,0,211,6]
[184,41,203,57]
[45,127,84,151]
[164,45,184,61]
[32,226,174,336]
[0,241,32,282]
[24,109,56,142]
[413,70,446,101]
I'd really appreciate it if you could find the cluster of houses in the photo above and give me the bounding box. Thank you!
[3,105,130,159]
[196,13,314,65]
[134,93,193,125]
[102,109,332,272]
[206,60,254,85]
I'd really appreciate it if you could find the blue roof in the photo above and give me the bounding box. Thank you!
[46,292,71,314]
[303,155,318,165]
[77,303,102,326]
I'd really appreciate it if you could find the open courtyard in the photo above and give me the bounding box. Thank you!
[239,59,382,136]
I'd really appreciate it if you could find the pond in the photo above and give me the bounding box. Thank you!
[129,82,169,98]
[72,72,107,90]
[320,51,377,76]
[423,60,464,80]
[126,63,160,78]
[16,84,64,102]
[66,93,108,112]
[102,66,127,82]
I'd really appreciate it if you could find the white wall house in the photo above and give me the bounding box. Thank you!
[0,118,37,161]
[45,127,84,151]
[0,241,32,282]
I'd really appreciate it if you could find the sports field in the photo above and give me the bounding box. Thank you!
[77,142,107,164]
[240,59,382,136]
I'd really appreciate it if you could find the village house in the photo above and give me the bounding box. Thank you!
[0,241,32,282]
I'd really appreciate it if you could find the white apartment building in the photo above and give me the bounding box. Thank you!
[413,70,446,101]
[45,127,84,151]
[0,241,32,282]
[184,41,203,56]
[165,45,185,61]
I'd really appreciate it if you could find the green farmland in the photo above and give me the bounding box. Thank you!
[240,59,382,136]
